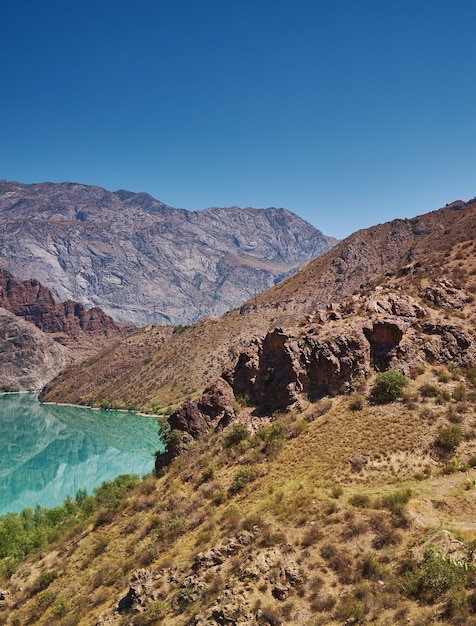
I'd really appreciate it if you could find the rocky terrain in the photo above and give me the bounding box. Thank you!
[0,181,336,325]
[0,308,74,391]
[0,269,131,390]
[1,196,476,625]
[41,197,476,412]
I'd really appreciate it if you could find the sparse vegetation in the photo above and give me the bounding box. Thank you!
[419,382,441,398]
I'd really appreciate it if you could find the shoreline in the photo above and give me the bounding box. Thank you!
[40,398,158,419]
[1,390,158,419]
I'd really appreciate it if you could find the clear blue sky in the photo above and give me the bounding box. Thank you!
[1,0,475,239]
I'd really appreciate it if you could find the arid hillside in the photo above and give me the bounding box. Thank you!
[41,198,476,412]
[2,196,476,625]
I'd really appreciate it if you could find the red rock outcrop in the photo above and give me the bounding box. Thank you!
[226,290,476,413]
[225,326,370,411]
[0,269,130,344]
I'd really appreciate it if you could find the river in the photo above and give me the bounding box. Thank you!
[0,393,162,515]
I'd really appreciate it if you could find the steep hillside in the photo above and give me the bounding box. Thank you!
[3,349,476,624]
[41,198,476,412]
[250,199,475,316]
[0,181,335,325]
[2,196,476,625]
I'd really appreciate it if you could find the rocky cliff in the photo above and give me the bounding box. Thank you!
[0,269,131,390]
[0,269,128,344]
[226,285,476,413]
[0,308,74,391]
[0,181,336,325]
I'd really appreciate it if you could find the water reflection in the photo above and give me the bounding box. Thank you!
[0,394,161,514]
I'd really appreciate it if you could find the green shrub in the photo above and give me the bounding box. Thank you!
[349,395,365,411]
[444,588,468,619]
[402,552,466,603]
[31,570,57,595]
[229,466,254,494]
[258,418,287,456]
[52,595,69,617]
[349,494,370,508]
[334,596,366,623]
[465,367,476,386]
[224,423,250,448]
[438,371,452,383]
[379,488,412,513]
[360,552,383,580]
[200,462,216,483]
[371,371,408,404]
[331,485,344,499]
[453,384,467,401]
[436,425,463,452]
[172,324,189,334]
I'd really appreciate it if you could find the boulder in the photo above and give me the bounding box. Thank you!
[349,455,368,471]
[117,568,156,614]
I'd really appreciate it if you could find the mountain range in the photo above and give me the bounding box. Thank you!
[0,181,336,326]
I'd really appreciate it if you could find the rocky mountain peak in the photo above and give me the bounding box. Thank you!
[0,181,336,325]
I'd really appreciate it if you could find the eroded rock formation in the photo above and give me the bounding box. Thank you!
[226,291,476,413]
[155,379,236,471]
[0,269,128,343]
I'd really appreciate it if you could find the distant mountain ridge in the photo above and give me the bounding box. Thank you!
[0,181,336,325]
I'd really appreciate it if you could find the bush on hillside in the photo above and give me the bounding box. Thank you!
[435,425,463,453]
[371,371,409,404]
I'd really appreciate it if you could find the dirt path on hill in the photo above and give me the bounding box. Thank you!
[409,471,476,534]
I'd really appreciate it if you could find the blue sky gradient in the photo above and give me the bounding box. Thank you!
[1,0,475,238]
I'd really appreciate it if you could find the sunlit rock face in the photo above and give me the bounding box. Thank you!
[0,308,74,391]
[0,181,336,325]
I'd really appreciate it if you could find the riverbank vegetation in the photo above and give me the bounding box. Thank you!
[0,474,141,578]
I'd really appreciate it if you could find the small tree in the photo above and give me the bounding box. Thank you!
[371,371,408,404]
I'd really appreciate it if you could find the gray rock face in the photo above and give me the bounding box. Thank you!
[0,308,74,391]
[0,181,335,325]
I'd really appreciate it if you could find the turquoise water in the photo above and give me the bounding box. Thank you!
[0,394,162,515]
